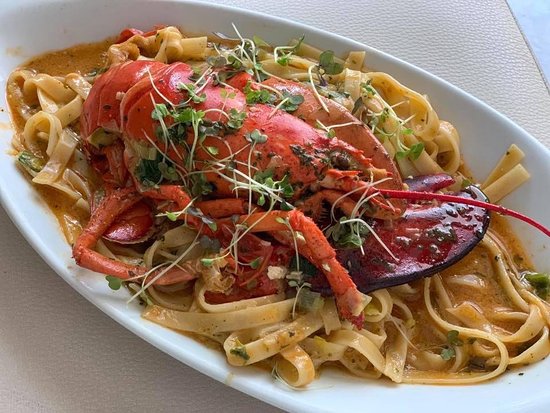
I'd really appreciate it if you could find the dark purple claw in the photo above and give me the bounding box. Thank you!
[404,173,456,192]
[309,186,491,295]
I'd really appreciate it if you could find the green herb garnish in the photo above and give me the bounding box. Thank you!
[230,339,250,361]
[318,50,344,75]
[244,82,277,105]
[201,258,214,267]
[325,217,369,249]
[275,35,304,66]
[206,55,228,68]
[289,256,318,277]
[17,151,45,175]
[280,91,304,112]
[178,83,207,103]
[524,272,550,298]
[227,108,247,130]
[396,142,424,161]
[136,158,163,187]
[249,257,263,269]
[440,330,463,360]
[105,275,122,291]
[245,129,268,144]
[151,103,170,120]
[189,172,213,197]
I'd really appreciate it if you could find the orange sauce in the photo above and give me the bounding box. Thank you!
[6,41,111,243]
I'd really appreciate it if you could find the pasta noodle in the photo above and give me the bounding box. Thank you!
[6,25,550,389]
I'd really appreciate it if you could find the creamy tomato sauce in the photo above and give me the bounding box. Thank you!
[6,40,111,243]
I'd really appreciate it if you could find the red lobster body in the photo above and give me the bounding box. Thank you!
[75,57,514,326]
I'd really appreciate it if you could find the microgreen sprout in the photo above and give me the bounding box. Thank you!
[227,108,247,130]
[243,81,277,105]
[318,50,344,76]
[440,330,463,360]
[245,129,268,144]
[178,83,207,103]
[396,142,425,161]
[273,35,304,66]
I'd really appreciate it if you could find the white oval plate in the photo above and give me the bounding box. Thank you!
[0,1,549,412]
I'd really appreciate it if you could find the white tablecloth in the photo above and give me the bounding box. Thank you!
[1,1,549,412]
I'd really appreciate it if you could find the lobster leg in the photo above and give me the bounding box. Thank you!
[298,190,357,220]
[142,185,193,210]
[73,188,197,286]
[195,198,249,218]
[320,169,404,215]
[227,209,368,326]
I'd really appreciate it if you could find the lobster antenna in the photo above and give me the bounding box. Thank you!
[379,189,550,237]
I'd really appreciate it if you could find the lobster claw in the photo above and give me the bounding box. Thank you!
[103,200,156,244]
[309,176,491,295]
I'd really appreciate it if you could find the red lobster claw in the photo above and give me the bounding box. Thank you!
[309,175,490,294]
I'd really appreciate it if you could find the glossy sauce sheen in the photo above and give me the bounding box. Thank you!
[7,39,536,367]
[7,41,111,242]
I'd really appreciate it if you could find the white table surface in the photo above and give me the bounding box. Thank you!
[1,0,549,412]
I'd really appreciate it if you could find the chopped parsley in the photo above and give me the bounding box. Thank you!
[17,151,45,175]
[318,50,344,75]
[524,272,550,298]
[325,217,369,249]
[440,330,463,360]
[249,257,263,269]
[105,275,122,291]
[361,81,377,97]
[136,157,163,187]
[230,339,250,361]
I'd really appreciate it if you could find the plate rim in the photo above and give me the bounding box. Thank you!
[0,1,549,412]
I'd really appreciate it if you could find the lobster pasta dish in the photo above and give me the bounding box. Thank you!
[6,26,550,387]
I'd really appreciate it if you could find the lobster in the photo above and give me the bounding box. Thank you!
[74,39,549,326]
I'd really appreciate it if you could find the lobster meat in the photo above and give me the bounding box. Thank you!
[75,36,549,326]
